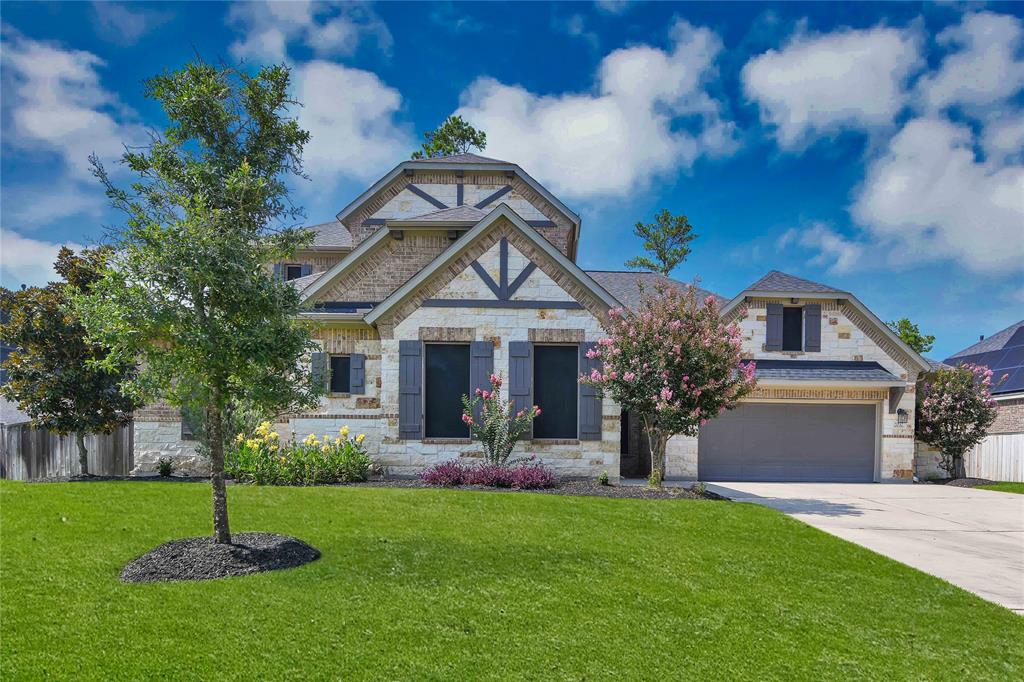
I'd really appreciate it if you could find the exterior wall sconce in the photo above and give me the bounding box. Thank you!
[897,408,909,425]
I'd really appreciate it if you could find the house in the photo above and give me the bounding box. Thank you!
[943,320,1024,435]
[132,153,930,482]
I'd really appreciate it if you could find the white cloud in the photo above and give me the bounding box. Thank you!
[293,61,414,186]
[455,19,737,200]
[227,1,392,63]
[918,11,1024,111]
[742,25,922,148]
[90,2,172,46]
[556,14,599,50]
[594,1,631,15]
[777,223,864,274]
[0,229,83,288]
[1,29,143,180]
[982,113,1024,163]
[852,117,1024,274]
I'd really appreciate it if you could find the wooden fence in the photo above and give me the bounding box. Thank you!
[966,433,1024,482]
[0,423,133,480]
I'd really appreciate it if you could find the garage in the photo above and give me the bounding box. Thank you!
[697,402,877,482]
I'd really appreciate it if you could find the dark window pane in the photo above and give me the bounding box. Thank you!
[330,355,351,393]
[285,265,303,281]
[533,345,578,439]
[425,344,470,438]
[782,307,803,351]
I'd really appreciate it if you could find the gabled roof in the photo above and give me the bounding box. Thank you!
[286,272,321,293]
[944,319,1024,395]
[585,271,720,312]
[748,270,842,294]
[364,204,618,325]
[334,157,580,237]
[299,227,392,303]
[392,205,487,224]
[744,360,903,385]
[722,269,931,373]
[414,152,509,164]
[302,220,353,249]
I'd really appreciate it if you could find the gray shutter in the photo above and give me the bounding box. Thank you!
[398,341,422,440]
[804,304,821,352]
[578,342,602,441]
[470,341,494,425]
[765,303,783,351]
[273,264,283,281]
[508,341,533,440]
[350,353,366,394]
[310,352,329,393]
[300,264,312,277]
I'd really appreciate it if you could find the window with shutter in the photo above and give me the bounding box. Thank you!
[349,354,366,394]
[782,307,803,351]
[424,344,471,438]
[578,342,602,440]
[285,264,303,281]
[329,355,351,393]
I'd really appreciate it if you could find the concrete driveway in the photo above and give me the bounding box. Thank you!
[705,482,1024,614]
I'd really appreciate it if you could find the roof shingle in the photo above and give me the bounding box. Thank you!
[585,271,720,312]
[400,205,487,222]
[413,152,509,164]
[302,221,352,249]
[745,360,900,383]
[747,270,843,294]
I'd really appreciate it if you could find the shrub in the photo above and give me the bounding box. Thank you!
[420,459,557,490]
[156,457,175,477]
[465,462,515,488]
[460,373,540,465]
[597,470,610,486]
[226,422,372,485]
[420,460,468,486]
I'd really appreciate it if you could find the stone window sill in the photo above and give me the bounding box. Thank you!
[422,438,472,445]
[531,439,580,445]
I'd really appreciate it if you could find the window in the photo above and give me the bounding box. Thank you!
[782,307,803,351]
[329,355,351,393]
[424,344,470,438]
[285,265,304,281]
[533,345,578,439]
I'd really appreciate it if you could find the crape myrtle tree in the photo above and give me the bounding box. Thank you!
[581,284,756,486]
[411,115,487,159]
[916,363,1002,479]
[77,62,321,543]
[0,247,140,475]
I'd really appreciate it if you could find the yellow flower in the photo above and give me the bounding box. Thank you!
[303,434,318,446]
[356,434,365,444]
[279,456,286,464]
[255,421,271,436]
[268,431,279,440]
[245,439,260,450]
[334,437,342,445]
[339,425,350,439]
[321,444,330,453]
[234,433,245,444]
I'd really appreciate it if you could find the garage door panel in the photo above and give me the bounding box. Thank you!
[698,403,876,482]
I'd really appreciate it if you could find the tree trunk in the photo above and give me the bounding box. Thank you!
[207,403,231,544]
[952,454,966,480]
[75,432,89,477]
[642,415,667,487]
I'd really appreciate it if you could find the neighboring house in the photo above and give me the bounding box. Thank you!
[132,153,929,482]
[944,320,1024,435]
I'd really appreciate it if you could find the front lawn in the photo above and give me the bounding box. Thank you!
[978,482,1024,495]
[2,481,1021,679]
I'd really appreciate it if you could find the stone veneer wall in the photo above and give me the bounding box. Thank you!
[132,403,205,475]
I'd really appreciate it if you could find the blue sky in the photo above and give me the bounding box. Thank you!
[1,1,1022,359]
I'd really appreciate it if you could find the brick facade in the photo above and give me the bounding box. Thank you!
[991,398,1024,434]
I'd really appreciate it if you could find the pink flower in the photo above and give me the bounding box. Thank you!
[623,372,636,382]
[475,388,483,397]
[609,371,617,380]
[660,388,673,401]
[461,414,473,425]
[533,406,542,415]
[490,373,502,387]
[589,368,602,382]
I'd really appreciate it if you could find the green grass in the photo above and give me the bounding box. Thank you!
[2,482,1021,680]
[978,482,1024,495]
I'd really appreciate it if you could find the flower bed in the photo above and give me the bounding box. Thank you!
[421,458,557,490]
[226,422,371,485]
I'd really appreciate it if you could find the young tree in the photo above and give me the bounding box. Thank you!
[624,209,698,276]
[411,115,487,159]
[581,285,756,486]
[887,317,935,354]
[77,62,321,543]
[917,363,1001,479]
[0,248,139,475]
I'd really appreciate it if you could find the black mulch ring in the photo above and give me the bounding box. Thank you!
[121,532,320,584]
[926,477,998,488]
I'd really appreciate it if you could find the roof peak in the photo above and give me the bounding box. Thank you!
[413,152,510,164]
[747,270,843,294]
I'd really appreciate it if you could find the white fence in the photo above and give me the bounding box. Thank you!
[966,433,1024,482]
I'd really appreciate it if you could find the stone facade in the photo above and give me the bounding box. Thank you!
[132,404,206,476]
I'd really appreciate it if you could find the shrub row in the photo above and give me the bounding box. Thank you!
[226,423,371,485]
[420,459,557,490]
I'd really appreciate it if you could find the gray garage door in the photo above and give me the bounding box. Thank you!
[698,403,876,482]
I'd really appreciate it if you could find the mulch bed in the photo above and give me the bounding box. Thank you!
[121,532,320,584]
[924,477,998,488]
[32,474,715,500]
